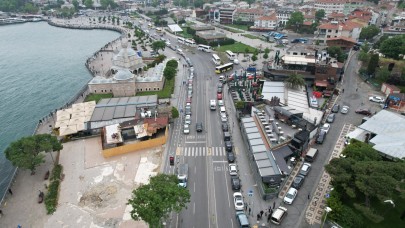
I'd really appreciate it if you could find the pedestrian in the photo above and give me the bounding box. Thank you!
[0,209,3,216]
[267,213,271,222]
[248,207,251,215]
[308,194,310,200]
[244,203,248,211]
[356,88,358,92]
[8,188,13,195]
[257,213,261,220]
[268,205,272,211]
[260,210,264,218]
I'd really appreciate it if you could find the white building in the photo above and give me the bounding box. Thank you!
[276,8,294,26]
[253,14,278,31]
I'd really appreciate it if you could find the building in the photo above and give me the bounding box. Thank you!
[316,20,363,44]
[195,30,227,42]
[189,24,215,32]
[276,8,294,27]
[233,8,265,24]
[88,41,166,97]
[252,14,278,31]
[326,37,357,51]
[343,0,366,16]
[214,6,236,24]
[314,0,346,15]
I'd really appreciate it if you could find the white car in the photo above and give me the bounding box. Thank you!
[341,105,349,114]
[183,124,190,134]
[321,123,331,134]
[221,113,228,122]
[185,115,191,125]
[229,164,238,176]
[283,187,298,205]
[233,192,244,211]
[166,41,171,45]
[218,100,224,106]
[369,96,384,103]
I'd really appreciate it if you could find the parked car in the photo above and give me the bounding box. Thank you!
[316,130,326,144]
[217,93,223,100]
[326,113,335,123]
[222,123,229,132]
[341,105,349,114]
[196,122,203,132]
[183,124,190,134]
[321,123,331,134]
[233,192,244,211]
[369,96,384,103]
[221,113,228,122]
[355,109,372,116]
[283,187,298,204]
[229,164,238,176]
[292,175,305,189]
[331,104,340,113]
[185,115,191,125]
[227,151,235,163]
[231,176,241,190]
[225,140,233,152]
[218,100,224,106]
[217,87,223,94]
[299,163,312,176]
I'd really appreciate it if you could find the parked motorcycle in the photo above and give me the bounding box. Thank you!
[38,191,44,204]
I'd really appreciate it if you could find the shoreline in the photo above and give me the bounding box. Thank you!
[0,17,128,207]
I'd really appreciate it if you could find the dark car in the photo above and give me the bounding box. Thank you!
[225,140,233,152]
[355,109,372,116]
[292,175,305,189]
[227,151,235,163]
[217,87,223,94]
[222,123,229,132]
[196,122,203,132]
[185,106,191,116]
[316,131,326,144]
[326,113,335,123]
[231,176,241,191]
[331,104,340,113]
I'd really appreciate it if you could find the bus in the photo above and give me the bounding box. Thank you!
[185,39,196,47]
[215,63,234,74]
[177,37,185,44]
[197,44,212,52]
[212,54,221,65]
[225,50,236,60]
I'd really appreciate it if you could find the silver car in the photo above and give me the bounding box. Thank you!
[341,105,349,114]
[299,163,312,176]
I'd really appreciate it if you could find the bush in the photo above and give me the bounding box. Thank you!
[166,59,178,69]
[353,203,384,223]
[164,66,176,80]
[45,164,63,214]
[50,164,62,180]
[208,38,235,47]
[171,106,179,119]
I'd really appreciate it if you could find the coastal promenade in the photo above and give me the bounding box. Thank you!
[0,17,132,228]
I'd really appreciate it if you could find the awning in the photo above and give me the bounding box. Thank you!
[315,80,328,87]
[59,125,78,136]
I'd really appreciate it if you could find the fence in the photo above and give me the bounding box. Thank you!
[103,127,168,158]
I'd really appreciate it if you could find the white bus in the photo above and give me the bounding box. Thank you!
[197,44,212,52]
[185,39,196,47]
[225,50,236,60]
[212,54,221,65]
[177,37,185,44]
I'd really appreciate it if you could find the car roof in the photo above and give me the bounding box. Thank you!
[288,187,297,193]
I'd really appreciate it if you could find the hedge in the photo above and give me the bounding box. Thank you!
[45,164,63,214]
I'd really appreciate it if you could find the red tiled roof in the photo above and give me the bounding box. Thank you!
[329,12,345,18]
[257,13,277,21]
[327,36,356,43]
[318,23,339,30]
[236,8,264,14]
[303,21,313,26]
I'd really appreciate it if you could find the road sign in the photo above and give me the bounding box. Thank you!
[248,190,253,197]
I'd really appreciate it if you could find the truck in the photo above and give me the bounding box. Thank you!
[210,100,216,110]
[177,164,188,188]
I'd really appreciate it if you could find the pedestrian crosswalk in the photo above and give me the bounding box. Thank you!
[178,147,227,157]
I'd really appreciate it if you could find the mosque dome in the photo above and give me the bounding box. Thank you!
[113,69,134,81]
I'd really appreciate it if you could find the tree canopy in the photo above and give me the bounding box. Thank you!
[84,0,94,8]
[152,40,166,53]
[5,134,63,174]
[327,46,346,62]
[286,12,304,31]
[163,66,176,80]
[315,10,325,21]
[127,174,190,227]
[379,35,405,60]
[367,54,379,75]
[359,25,380,40]
[285,72,305,89]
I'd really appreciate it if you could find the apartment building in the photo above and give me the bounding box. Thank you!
[233,8,265,24]
[214,6,236,24]
[252,14,278,31]
[314,0,366,16]
[276,8,294,26]
[316,20,363,44]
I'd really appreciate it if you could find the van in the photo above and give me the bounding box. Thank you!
[316,131,326,144]
[224,132,231,141]
[235,211,250,228]
[271,206,288,225]
[305,147,318,162]
[210,100,216,110]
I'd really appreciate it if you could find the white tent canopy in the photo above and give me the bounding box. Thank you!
[59,125,78,136]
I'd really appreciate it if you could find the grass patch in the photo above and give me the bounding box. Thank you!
[227,24,249,31]
[214,42,257,53]
[242,34,261,39]
[137,78,175,99]
[84,93,113,103]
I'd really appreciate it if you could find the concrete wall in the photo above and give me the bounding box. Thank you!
[102,127,168,158]
[136,80,165,92]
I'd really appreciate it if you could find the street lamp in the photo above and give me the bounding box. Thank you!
[321,206,332,228]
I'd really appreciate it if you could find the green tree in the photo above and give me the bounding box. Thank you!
[84,0,93,8]
[194,0,204,8]
[171,107,179,119]
[359,25,380,40]
[263,52,269,60]
[264,47,270,54]
[151,40,166,53]
[235,101,245,109]
[22,3,38,14]
[367,54,379,75]
[380,35,405,59]
[285,72,305,89]
[244,47,249,54]
[164,66,176,80]
[167,59,178,69]
[286,12,304,32]
[180,0,188,7]
[127,174,190,227]
[327,46,345,62]
[72,0,79,11]
[251,54,258,63]
[315,9,325,21]
[5,134,63,174]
